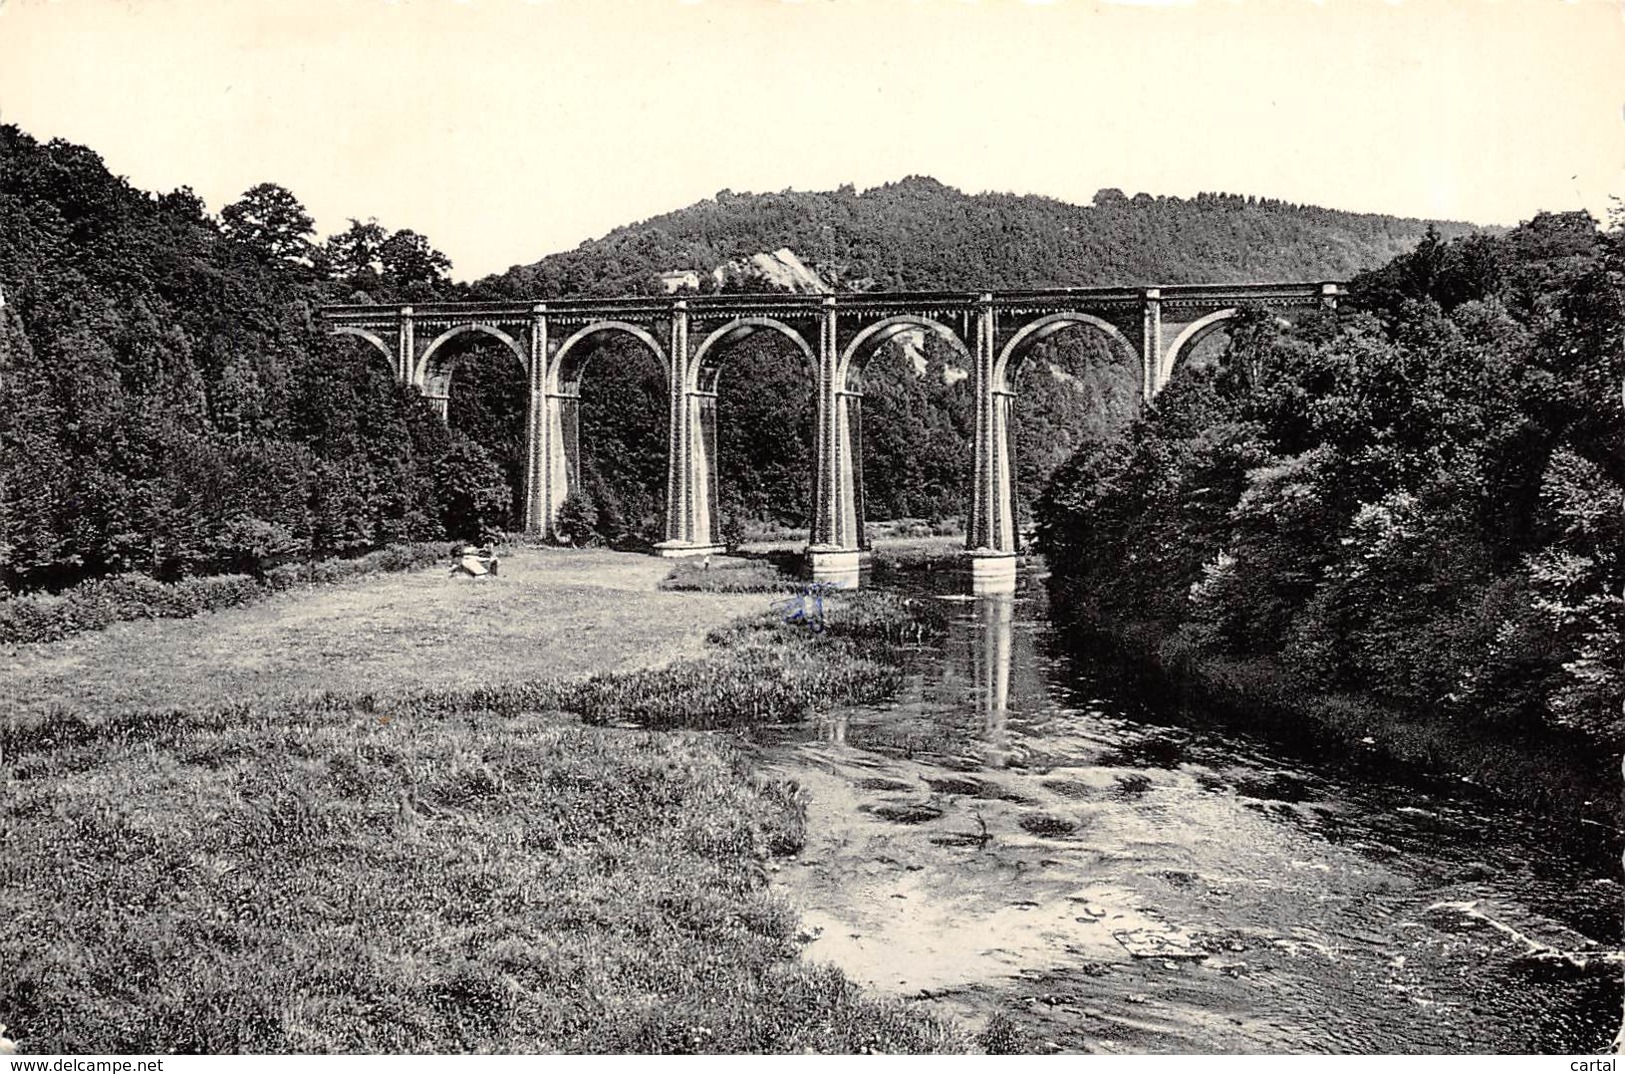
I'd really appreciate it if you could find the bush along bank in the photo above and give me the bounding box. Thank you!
[1037,217,1622,818]
[0,542,448,645]
[0,589,963,1054]
[659,556,803,594]
[1047,581,1613,821]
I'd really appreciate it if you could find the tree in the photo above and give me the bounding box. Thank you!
[0,126,470,592]
[434,435,511,542]
[1041,214,1625,766]
[1519,450,1625,742]
[323,217,388,282]
[553,489,599,546]
[716,332,815,531]
[1188,446,1343,654]
[379,229,452,291]
[577,337,668,547]
[220,182,315,264]
[446,344,528,531]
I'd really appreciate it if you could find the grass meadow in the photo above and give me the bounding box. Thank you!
[2,549,765,723]
[0,549,965,1054]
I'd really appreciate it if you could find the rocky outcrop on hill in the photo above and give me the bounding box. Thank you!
[474,177,1477,302]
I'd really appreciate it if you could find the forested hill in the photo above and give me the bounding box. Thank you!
[0,125,512,595]
[0,122,1485,598]
[474,178,1476,298]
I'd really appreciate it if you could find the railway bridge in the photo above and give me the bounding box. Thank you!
[320,282,1342,591]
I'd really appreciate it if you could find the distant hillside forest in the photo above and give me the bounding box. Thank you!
[1039,212,1624,760]
[466,177,1468,544]
[475,176,1471,298]
[0,124,1469,594]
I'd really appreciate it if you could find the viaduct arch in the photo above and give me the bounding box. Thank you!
[321,282,1341,592]
[413,323,529,419]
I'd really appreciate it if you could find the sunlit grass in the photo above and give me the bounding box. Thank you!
[1,549,767,725]
[0,711,962,1053]
[0,552,964,1054]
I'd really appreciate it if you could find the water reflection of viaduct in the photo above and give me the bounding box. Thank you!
[816,594,1017,755]
[320,283,1342,590]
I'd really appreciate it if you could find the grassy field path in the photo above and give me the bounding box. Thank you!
[1,548,769,720]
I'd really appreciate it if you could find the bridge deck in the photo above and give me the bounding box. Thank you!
[320,281,1344,323]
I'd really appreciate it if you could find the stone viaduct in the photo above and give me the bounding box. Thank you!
[320,282,1342,591]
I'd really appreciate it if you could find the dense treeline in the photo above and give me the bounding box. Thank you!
[0,126,513,596]
[1039,214,1624,760]
[0,123,1472,591]
[487,178,1457,536]
[476,178,1470,299]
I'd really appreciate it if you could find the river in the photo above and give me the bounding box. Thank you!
[756,562,1621,1054]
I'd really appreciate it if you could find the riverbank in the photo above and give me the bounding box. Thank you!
[758,563,1619,1053]
[1046,580,1618,825]
[0,549,965,1054]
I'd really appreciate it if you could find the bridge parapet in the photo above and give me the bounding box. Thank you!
[318,282,1342,326]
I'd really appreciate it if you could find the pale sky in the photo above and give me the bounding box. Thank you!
[1,0,1622,281]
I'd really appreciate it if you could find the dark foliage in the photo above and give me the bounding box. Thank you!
[1040,213,1624,755]
[576,340,668,547]
[0,126,476,595]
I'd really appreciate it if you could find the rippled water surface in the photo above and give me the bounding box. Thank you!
[758,567,1621,1053]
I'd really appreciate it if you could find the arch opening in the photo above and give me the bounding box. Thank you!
[1159,308,1237,392]
[999,318,1144,537]
[697,319,818,547]
[569,332,670,550]
[329,327,402,386]
[416,323,526,391]
[439,332,530,538]
[837,314,973,393]
[690,317,814,394]
[550,321,666,395]
[994,313,1137,393]
[849,322,976,545]
[331,326,398,378]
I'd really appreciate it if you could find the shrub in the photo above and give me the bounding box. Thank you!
[661,557,800,594]
[209,516,304,577]
[263,563,308,591]
[170,574,262,616]
[553,490,598,546]
[976,1011,1031,1054]
[0,543,449,646]
[436,436,512,541]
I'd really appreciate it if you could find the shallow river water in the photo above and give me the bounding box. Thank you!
[757,565,1621,1053]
